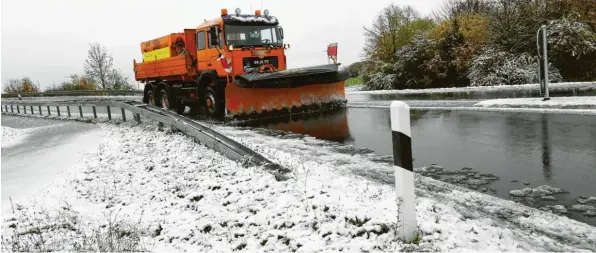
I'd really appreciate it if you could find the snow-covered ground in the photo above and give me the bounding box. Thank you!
[475,96,596,109]
[346,81,596,95]
[2,116,596,252]
[1,126,29,148]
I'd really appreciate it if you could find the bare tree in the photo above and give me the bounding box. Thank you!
[109,69,134,90]
[84,42,113,90]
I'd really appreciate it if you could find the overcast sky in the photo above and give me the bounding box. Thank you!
[1,0,442,90]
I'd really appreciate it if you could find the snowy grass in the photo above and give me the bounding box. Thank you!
[475,96,596,109]
[346,81,596,95]
[2,203,148,252]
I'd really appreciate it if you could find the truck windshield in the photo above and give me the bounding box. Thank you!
[224,25,282,47]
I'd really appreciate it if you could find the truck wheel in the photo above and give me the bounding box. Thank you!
[205,87,218,117]
[145,89,157,105]
[159,87,172,110]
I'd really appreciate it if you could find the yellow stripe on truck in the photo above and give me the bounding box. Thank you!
[143,47,171,62]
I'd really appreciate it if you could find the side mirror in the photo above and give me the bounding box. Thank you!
[209,26,219,46]
[278,27,284,40]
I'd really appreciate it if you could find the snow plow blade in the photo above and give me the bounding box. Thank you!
[225,64,348,121]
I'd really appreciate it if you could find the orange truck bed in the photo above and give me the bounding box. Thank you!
[133,29,198,81]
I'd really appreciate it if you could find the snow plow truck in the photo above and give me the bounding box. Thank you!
[133,8,348,121]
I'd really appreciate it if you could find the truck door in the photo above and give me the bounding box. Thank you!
[207,26,225,74]
[196,30,207,70]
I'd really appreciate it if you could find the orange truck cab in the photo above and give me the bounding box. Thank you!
[134,8,347,121]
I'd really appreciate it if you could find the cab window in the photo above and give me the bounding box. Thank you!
[208,27,224,48]
[197,31,206,50]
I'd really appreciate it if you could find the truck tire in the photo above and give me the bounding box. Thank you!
[205,87,219,117]
[158,86,172,110]
[145,89,156,106]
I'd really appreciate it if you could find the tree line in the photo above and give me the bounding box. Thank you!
[2,43,134,94]
[357,0,596,90]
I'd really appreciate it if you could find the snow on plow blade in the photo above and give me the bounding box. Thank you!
[225,64,348,121]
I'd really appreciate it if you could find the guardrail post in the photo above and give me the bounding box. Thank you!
[39,106,42,115]
[17,106,20,114]
[30,106,33,114]
[11,105,14,113]
[107,106,111,120]
[24,106,27,114]
[93,106,97,118]
[134,113,141,124]
[79,106,83,118]
[67,106,71,117]
[390,101,418,242]
[56,106,61,116]
[121,108,126,122]
[47,106,51,115]
[4,105,7,112]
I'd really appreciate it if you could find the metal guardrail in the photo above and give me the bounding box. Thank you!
[1,90,143,98]
[1,99,290,180]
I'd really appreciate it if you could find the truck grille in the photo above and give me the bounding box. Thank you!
[243,57,279,72]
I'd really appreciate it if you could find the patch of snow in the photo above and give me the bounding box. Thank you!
[228,15,277,24]
[346,81,596,95]
[475,96,596,109]
[344,85,364,92]
[540,205,568,214]
[1,126,28,148]
[1,124,68,148]
[571,205,596,213]
[577,196,596,204]
[509,185,567,198]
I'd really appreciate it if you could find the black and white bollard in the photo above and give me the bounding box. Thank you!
[390,101,418,242]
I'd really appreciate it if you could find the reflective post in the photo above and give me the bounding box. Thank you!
[107,106,111,120]
[390,101,418,242]
[121,108,126,122]
[79,106,83,118]
[39,106,42,115]
[93,106,97,118]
